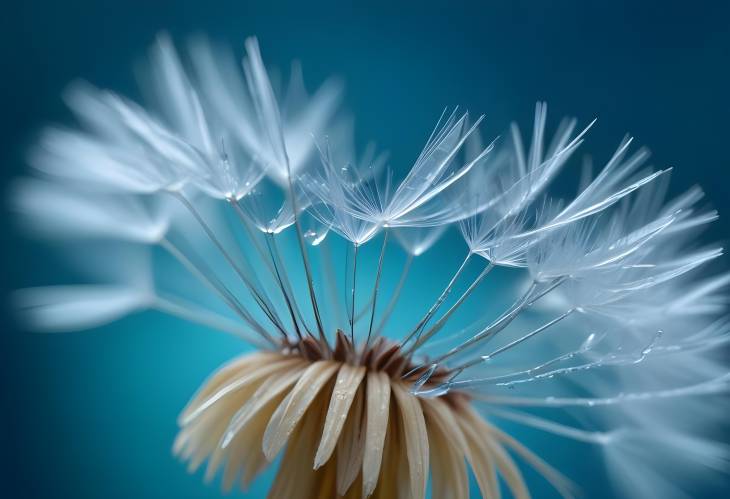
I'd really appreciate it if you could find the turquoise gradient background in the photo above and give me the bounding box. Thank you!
[2,1,729,497]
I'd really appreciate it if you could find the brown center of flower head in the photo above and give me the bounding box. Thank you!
[173,330,561,499]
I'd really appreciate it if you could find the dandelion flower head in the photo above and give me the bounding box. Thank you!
[13,33,730,498]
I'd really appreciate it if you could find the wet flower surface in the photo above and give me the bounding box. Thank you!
[13,33,729,498]
[174,334,518,498]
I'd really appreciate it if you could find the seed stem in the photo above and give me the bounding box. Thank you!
[350,243,360,344]
[173,192,286,336]
[373,253,414,338]
[365,230,390,348]
[401,250,472,347]
[411,261,494,351]
[160,237,278,346]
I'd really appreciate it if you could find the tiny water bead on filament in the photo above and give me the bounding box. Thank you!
[14,33,730,498]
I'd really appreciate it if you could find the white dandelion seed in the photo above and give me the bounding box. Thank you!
[14,33,730,499]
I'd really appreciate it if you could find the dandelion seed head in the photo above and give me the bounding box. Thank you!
[14,33,730,498]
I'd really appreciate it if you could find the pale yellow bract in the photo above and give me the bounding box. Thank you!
[173,335,566,498]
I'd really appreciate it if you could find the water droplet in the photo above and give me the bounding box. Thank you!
[413,364,438,391]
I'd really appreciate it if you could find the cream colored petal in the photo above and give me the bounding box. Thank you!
[178,352,277,423]
[263,360,340,461]
[267,444,296,498]
[238,408,276,489]
[315,458,338,499]
[240,389,290,490]
[392,382,429,499]
[268,394,332,499]
[187,438,213,473]
[488,422,575,498]
[362,371,391,497]
[373,405,401,499]
[340,473,363,499]
[314,364,366,469]
[336,385,366,495]
[177,359,304,484]
[422,398,469,499]
[204,437,228,483]
[428,424,462,499]
[397,428,412,499]
[172,427,191,456]
[220,365,305,449]
[221,437,245,492]
[179,392,252,472]
[205,377,293,486]
[485,438,530,499]
[457,412,500,499]
[181,357,302,425]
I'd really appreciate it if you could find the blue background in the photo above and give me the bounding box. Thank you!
[2,1,729,497]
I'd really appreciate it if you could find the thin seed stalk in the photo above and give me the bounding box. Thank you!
[401,251,473,347]
[173,192,286,336]
[350,243,360,344]
[411,261,495,351]
[365,230,390,348]
[373,253,414,338]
